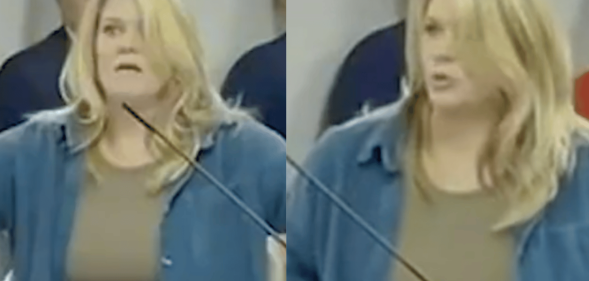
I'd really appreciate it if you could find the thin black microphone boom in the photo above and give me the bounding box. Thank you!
[286,155,432,281]
[122,103,286,248]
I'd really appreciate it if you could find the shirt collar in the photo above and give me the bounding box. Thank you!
[57,107,235,154]
[354,102,408,174]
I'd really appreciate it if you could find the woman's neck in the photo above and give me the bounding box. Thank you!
[427,109,499,158]
[422,108,501,193]
[98,104,163,168]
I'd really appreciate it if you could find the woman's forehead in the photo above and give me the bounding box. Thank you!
[425,0,458,20]
[101,0,141,21]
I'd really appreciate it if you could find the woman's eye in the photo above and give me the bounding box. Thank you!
[424,22,442,35]
[103,25,120,36]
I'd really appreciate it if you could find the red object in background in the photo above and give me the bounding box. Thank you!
[576,71,589,119]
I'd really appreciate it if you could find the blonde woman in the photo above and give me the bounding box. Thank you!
[0,0,285,280]
[287,0,589,280]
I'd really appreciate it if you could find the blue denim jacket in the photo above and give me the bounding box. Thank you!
[0,108,286,281]
[287,103,589,281]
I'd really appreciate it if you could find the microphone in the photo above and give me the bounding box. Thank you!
[122,103,287,248]
[286,155,431,281]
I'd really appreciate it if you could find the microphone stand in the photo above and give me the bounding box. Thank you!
[286,155,431,281]
[122,103,286,249]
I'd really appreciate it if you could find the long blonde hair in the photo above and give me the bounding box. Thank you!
[61,0,247,193]
[403,0,589,229]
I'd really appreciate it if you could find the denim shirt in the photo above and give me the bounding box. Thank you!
[0,108,286,281]
[287,103,589,281]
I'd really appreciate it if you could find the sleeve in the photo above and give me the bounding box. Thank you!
[0,232,10,279]
[0,130,16,233]
[286,170,320,281]
[0,60,32,132]
[263,136,287,233]
[287,129,340,281]
[0,129,17,278]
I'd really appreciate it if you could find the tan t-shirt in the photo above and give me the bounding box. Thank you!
[392,185,513,281]
[67,150,162,281]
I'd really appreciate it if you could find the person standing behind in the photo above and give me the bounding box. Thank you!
[221,0,286,138]
[0,0,89,131]
[317,0,408,137]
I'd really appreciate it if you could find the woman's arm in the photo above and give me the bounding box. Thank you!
[287,173,320,281]
[0,128,17,278]
[262,144,286,234]
[287,127,343,281]
[257,131,287,280]
[0,129,16,234]
[0,232,9,279]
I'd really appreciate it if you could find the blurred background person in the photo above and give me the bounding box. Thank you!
[221,0,286,138]
[317,0,407,137]
[576,68,589,118]
[573,0,589,119]
[288,0,589,280]
[0,0,88,132]
[0,0,285,280]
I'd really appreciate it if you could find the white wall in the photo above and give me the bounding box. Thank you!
[547,0,589,76]
[570,0,589,75]
[287,0,589,162]
[186,0,277,86]
[0,1,28,64]
[22,0,62,47]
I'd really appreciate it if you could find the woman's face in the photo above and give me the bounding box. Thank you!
[420,0,496,112]
[96,0,166,104]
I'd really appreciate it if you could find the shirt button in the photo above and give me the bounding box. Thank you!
[161,256,173,267]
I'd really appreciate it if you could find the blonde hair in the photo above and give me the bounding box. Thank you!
[403,0,589,229]
[61,0,247,193]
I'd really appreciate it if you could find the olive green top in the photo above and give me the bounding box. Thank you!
[67,150,162,281]
[392,185,514,281]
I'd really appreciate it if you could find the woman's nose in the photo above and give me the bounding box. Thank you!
[118,31,140,54]
[118,45,137,54]
[432,54,455,64]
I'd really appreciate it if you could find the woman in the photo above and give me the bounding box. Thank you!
[287,0,589,280]
[0,0,285,280]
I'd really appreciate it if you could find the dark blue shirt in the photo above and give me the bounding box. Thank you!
[221,34,286,138]
[319,22,405,136]
[0,27,68,132]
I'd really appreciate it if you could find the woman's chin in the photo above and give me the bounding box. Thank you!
[105,91,161,110]
[107,88,157,100]
[427,91,465,110]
